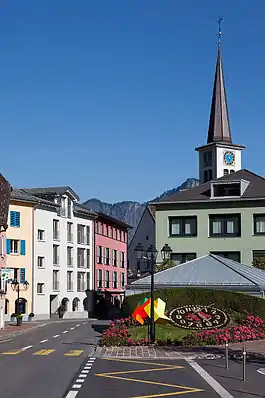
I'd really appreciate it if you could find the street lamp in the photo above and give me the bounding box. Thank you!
[134,243,172,344]
[161,244,173,262]
[11,280,29,313]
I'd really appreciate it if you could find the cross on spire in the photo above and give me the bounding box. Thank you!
[217,17,223,45]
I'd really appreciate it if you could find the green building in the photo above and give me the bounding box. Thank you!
[152,37,265,268]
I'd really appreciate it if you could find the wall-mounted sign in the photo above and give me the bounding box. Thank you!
[169,304,229,330]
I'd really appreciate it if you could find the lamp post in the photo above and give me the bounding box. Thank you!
[11,279,29,314]
[134,243,172,344]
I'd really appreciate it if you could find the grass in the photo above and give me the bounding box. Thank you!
[128,324,190,341]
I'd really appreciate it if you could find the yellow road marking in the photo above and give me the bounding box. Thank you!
[103,358,177,367]
[100,365,184,376]
[33,349,55,356]
[2,349,23,355]
[0,339,13,344]
[98,358,203,396]
[64,350,83,357]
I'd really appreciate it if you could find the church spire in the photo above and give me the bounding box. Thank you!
[207,18,232,144]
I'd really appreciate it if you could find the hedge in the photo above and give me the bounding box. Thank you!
[121,288,265,318]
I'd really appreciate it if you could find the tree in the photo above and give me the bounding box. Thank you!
[252,257,265,270]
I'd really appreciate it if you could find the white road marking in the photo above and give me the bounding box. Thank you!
[22,345,33,350]
[63,331,68,334]
[76,324,80,327]
[82,322,86,324]
[186,359,234,398]
[84,367,91,370]
[53,334,60,338]
[76,379,84,383]
[38,324,47,328]
[86,360,94,363]
[40,339,48,343]
[81,370,89,374]
[65,391,78,398]
[70,327,75,330]
[78,374,87,378]
[90,357,96,360]
[257,368,265,375]
[72,384,82,389]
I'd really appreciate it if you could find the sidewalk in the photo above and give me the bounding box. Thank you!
[95,339,265,360]
[0,321,43,340]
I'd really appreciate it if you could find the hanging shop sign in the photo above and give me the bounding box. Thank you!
[169,304,229,330]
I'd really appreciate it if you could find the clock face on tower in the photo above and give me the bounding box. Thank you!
[203,151,212,167]
[223,151,235,166]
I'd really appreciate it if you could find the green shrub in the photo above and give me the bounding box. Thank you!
[121,288,265,318]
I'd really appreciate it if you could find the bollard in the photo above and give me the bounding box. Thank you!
[225,342,229,369]
[242,347,246,381]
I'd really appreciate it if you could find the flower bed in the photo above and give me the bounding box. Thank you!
[99,313,265,347]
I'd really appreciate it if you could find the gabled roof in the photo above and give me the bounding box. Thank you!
[11,189,60,207]
[96,211,132,229]
[129,254,265,291]
[73,203,97,217]
[22,186,79,201]
[151,169,265,204]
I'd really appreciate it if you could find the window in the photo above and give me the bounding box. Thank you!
[211,251,241,262]
[77,248,85,267]
[97,246,103,264]
[169,217,197,237]
[213,183,241,197]
[104,248,110,265]
[120,252,125,268]
[37,256,45,268]
[67,222,73,242]
[117,230,120,241]
[120,273,125,288]
[112,271,118,288]
[254,215,265,235]
[95,221,98,234]
[97,269,103,288]
[67,271,73,291]
[230,170,235,174]
[20,268,26,283]
[105,270,110,288]
[77,272,85,291]
[124,232,127,243]
[37,283,44,294]
[86,226,90,245]
[9,239,19,254]
[113,249,118,266]
[171,253,196,265]
[114,228,117,240]
[223,169,229,175]
[86,249,90,268]
[53,270,59,291]
[67,246,73,267]
[109,227,113,238]
[101,223,104,235]
[53,245,59,265]
[253,250,265,264]
[86,272,90,290]
[67,197,72,218]
[204,169,212,183]
[10,211,20,227]
[77,224,85,244]
[53,220,59,240]
[37,229,45,241]
[61,197,67,217]
[209,214,241,237]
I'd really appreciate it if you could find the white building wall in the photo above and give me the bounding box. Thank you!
[33,198,94,321]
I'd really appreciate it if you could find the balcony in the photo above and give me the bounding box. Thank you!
[53,282,59,291]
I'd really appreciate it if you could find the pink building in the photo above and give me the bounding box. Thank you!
[94,213,131,306]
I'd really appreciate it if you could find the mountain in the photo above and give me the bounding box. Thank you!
[83,177,199,243]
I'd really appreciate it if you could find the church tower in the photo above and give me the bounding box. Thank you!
[195,21,245,184]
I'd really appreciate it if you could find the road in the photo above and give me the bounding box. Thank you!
[0,319,101,398]
[1,322,265,398]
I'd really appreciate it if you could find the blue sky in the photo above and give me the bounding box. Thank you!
[1,0,264,203]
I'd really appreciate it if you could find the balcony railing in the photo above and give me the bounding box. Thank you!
[53,282,59,291]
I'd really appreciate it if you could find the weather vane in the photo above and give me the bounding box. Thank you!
[217,17,223,44]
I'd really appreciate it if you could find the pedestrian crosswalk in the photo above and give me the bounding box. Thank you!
[1,348,86,357]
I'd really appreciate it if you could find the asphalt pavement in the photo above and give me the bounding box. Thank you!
[0,319,101,398]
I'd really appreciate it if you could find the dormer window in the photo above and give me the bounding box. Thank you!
[223,169,229,176]
[213,182,241,197]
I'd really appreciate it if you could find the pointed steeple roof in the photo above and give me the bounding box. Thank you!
[207,40,232,144]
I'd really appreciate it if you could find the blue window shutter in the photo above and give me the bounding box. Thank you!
[20,268,26,284]
[10,211,15,227]
[20,240,26,255]
[15,212,20,227]
[6,239,10,254]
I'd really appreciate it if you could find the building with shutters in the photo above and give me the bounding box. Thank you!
[151,31,265,269]
[94,212,131,307]
[5,189,36,317]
